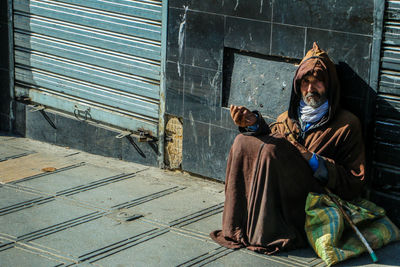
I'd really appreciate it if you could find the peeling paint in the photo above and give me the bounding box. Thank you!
[177,61,182,77]
[178,6,189,77]
[346,6,353,20]
[234,0,239,11]
[189,111,198,144]
[208,121,212,147]
[343,44,357,59]
[210,71,220,89]
[240,40,246,50]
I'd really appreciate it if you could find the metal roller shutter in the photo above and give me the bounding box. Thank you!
[12,0,166,138]
[373,0,400,219]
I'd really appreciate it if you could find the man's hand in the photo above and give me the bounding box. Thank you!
[230,105,258,127]
[289,139,313,161]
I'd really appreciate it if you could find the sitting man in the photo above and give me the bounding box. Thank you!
[210,42,366,254]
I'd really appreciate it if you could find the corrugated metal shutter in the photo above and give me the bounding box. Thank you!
[374,1,400,194]
[13,0,165,137]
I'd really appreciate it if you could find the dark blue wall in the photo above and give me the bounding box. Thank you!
[0,0,11,131]
[166,0,375,180]
[12,103,160,167]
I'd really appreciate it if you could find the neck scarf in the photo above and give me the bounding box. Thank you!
[299,99,329,124]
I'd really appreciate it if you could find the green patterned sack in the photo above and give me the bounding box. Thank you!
[305,192,400,266]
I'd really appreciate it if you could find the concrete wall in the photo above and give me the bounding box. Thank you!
[166,0,376,181]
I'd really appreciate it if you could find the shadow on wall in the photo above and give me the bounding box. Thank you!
[337,62,376,179]
[338,62,400,226]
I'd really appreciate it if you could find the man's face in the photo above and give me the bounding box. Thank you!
[300,75,327,108]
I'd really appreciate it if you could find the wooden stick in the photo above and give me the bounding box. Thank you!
[324,187,378,263]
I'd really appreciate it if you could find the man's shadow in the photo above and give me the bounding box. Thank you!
[337,62,376,167]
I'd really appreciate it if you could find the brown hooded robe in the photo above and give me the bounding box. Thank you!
[210,43,366,254]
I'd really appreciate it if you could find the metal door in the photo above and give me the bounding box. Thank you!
[12,0,167,139]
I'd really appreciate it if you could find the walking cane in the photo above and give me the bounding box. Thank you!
[324,187,378,263]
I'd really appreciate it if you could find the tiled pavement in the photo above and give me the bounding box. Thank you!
[0,133,399,267]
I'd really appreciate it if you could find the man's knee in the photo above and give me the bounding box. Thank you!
[233,134,252,145]
[239,134,299,162]
[231,133,280,157]
[232,134,262,153]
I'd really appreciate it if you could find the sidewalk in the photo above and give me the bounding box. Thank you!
[0,133,398,266]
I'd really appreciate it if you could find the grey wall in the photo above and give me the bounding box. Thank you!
[0,0,11,131]
[165,0,375,181]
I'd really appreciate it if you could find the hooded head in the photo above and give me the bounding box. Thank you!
[288,42,341,126]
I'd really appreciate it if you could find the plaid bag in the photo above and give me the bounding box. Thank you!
[305,192,400,266]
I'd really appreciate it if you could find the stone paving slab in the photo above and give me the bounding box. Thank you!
[0,186,43,212]
[0,198,97,238]
[0,153,78,183]
[68,174,177,210]
[278,248,323,265]
[125,187,224,224]
[33,217,157,259]
[0,247,66,267]
[13,163,126,194]
[206,250,304,267]
[0,144,34,162]
[1,133,400,267]
[182,212,223,236]
[335,242,400,266]
[95,231,221,267]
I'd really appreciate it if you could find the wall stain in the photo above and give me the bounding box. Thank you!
[189,111,198,144]
[178,6,189,77]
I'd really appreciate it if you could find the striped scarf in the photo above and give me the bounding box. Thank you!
[299,100,329,124]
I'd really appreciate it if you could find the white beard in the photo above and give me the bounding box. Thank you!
[303,92,327,108]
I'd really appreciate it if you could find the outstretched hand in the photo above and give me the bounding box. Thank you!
[230,105,258,127]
